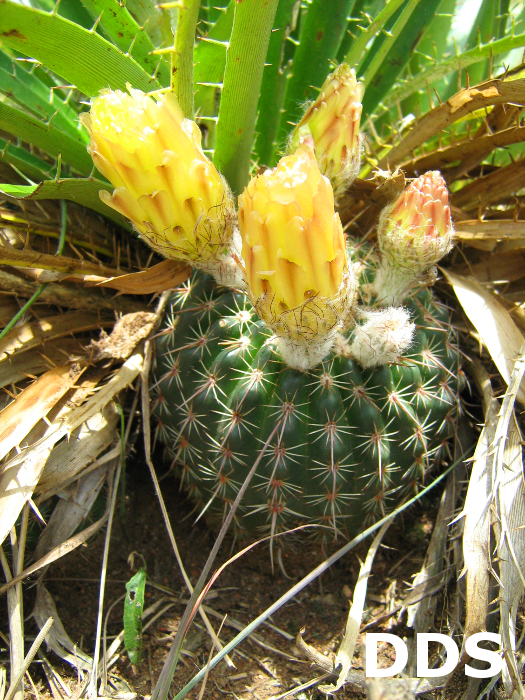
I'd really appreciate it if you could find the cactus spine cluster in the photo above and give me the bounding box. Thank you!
[82,63,464,546]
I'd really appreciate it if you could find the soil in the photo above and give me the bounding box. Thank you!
[10,442,469,700]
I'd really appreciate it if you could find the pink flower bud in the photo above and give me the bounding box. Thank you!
[373,171,454,305]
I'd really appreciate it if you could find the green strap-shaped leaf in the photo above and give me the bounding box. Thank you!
[77,0,170,86]
[124,569,146,665]
[213,0,279,195]
[343,0,407,68]
[462,0,504,87]
[0,137,54,182]
[0,102,93,176]
[397,0,455,118]
[0,178,129,227]
[275,0,355,154]
[201,0,230,26]
[0,1,160,96]
[0,50,86,139]
[444,0,511,101]
[253,0,298,167]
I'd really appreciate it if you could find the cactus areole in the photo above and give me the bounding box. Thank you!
[82,70,464,546]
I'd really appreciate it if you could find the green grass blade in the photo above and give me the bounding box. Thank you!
[0,178,129,226]
[253,0,299,167]
[78,0,170,85]
[361,0,443,118]
[0,50,86,139]
[274,0,355,156]
[379,30,525,110]
[0,102,93,176]
[213,0,279,195]
[0,1,160,96]
[0,138,54,182]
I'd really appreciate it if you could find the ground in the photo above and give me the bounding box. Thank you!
[13,443,466,700]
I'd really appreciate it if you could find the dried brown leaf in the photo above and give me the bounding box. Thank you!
[33,585,93,671]
[0,352,142,547]
[36,404,119,496]
[496,417,525,699]
[453,249,525,284]
[91,258,191,294]
[454,220,525,241]
[452,158,525,212]
[0,248,123,278]
[380,78,525,169]
[36,465,109,559]
[0,337,85,388]
[0,299,23,329]
[0,269,146,314]
[443,270,525,402]
[0,312,112,364]
[460,397,498,649]
[402,125,525,177]
[0,363,85,462]
[89,311,157,361]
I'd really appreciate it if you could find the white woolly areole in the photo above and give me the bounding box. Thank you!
[275,327,342,371]
[349,307,415,368]
[197,227,247,290]
[372,262,438,306]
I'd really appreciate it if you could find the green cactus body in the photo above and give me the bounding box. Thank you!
[152,244,464,542]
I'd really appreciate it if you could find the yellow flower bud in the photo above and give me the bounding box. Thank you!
[238,146,357,369]
[288,63,363,197]
[80,88,235,265]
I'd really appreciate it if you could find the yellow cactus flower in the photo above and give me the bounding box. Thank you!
[288,63,363,197]
[373,171,454,304]
[80,88,235,266]
[238,146,357,370]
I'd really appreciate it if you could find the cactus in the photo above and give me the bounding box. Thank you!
[76,66,464,549]
[151,242,464,546]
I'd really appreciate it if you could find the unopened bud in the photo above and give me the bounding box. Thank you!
[373,171,454,305]
[288,63,363,197]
